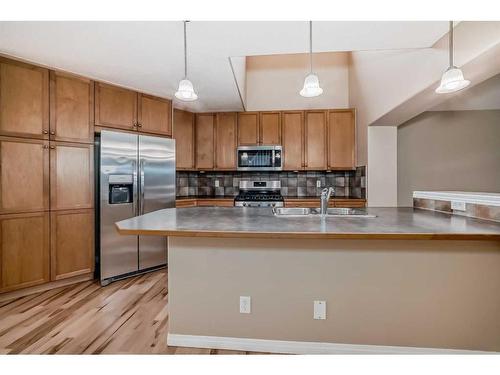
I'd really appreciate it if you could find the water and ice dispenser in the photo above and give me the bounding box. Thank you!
[108,175,133,204]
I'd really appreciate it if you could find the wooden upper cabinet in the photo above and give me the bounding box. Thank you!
[50,71,94,144]
[304,110,327,170]
[138,94,172,136]
[215,112,237,170]
[0,211,50,292]
[237,112,259,145]
[173,109,195,170]
[0,137,49,214]
[50,142,94,211]
[328,110,356,169]
[95,82,137,131]
[0,58,49,140]
[50,209,94,281]
[282,111,304,171]
[259,111,281,145]
[195,113,215,170]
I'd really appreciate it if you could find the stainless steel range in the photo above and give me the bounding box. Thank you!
[234,180,284,207]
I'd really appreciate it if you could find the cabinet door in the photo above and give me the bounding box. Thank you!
[0,57,49,139]
[282,111,304,171]
[215,113,237,170]
[173,109,195,170]
[259,111,281,145]
[304,110,327,170]
[0,137,49,214]
[95,82,137,131]
[0,212,50,292]
[50,71,94,144]
[138,94,172,136]
[50,142,94,211]
[195,113,215,170]
[50,209,94,281]
[237,112,259,145]
[328,110,356,169]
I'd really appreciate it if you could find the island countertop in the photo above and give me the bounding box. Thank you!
[115,207,500,240]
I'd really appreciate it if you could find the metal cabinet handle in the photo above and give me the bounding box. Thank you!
[132,122,137,128]
[42,145,49,149]
[137,123,142,128]
[50,131,55,135]
[50,145,56,149]
[43,130,49,134]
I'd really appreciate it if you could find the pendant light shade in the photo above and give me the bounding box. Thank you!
[300,21,323,98]
[175,79,198,101]
[175,21,198,102]
[300,73,323,97]
[436,21,470,94]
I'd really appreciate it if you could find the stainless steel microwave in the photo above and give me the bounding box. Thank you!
[237,145,282,171]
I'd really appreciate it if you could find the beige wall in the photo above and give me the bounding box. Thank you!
[245,52,349,111]
[367,126,398,207]
[168,236,500,352]
[397,110,500,206]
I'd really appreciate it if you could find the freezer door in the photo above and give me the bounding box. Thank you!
[100,131,139,280]
[138,135,175,269]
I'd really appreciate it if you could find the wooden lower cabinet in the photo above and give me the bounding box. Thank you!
[284,199,366,208]
[50,209,94,281]
[0,211,50,292]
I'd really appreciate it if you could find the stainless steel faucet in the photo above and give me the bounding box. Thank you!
[320,187,335,216]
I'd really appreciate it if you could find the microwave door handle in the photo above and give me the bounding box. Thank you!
[271,150,275,168]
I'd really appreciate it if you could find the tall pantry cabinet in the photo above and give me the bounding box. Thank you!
[0,58,94,292]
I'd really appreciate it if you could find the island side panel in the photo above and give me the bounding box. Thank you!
[167,237,500,352]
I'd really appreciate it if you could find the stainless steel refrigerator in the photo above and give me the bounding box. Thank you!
[96,130,175,286]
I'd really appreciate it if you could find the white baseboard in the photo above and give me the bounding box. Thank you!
[167,333,494,354]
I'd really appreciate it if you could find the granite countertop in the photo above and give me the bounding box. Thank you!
[116,207,500,240]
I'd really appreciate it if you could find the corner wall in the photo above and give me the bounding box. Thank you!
[397,110,500,206]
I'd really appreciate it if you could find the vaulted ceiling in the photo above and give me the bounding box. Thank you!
[0,21,450,112]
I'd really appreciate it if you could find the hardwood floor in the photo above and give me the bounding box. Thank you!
[0,269,265,354]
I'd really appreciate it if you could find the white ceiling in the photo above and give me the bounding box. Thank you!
[0,21,450,112]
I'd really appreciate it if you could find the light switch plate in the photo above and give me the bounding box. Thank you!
[214,180,220,188]
[240,296,251,314]
[316,180,321,188]
[313,300,326,320]
[451,201,466,211]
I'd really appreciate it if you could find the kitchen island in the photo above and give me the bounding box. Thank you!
[116,207,500,353]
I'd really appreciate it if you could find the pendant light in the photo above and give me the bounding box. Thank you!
[435,21,470,94]
[300,21,323,98]
[175,21,198,101]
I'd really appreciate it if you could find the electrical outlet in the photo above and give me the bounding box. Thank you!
[313,300,326,320]
[451,201,466,211]
[240,296,251,314]
[214,179,220,188]
[316,180,321,188]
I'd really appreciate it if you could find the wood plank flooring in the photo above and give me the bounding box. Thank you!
[0,270,266,354]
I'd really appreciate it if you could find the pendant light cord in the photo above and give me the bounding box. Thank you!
[309,20,313,74]
[183,21,188,78]
[449,20,454,68]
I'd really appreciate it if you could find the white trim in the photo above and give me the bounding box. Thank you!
[413,191,500,207]
[167,333,495,355]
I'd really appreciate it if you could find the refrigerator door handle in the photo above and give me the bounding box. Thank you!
[140,159,145,215]
[132,159,138,216]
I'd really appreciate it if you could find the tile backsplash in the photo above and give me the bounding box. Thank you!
[176,166,366,198]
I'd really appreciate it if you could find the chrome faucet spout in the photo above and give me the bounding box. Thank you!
[320,187,335,216]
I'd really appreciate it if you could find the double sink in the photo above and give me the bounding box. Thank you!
[272,207,376,218]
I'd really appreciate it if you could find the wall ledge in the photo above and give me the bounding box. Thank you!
[413,191,500,207]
